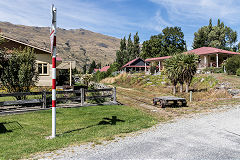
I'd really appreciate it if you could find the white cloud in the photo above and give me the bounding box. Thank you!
[149,0,240,24]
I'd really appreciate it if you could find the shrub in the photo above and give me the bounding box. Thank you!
[1,47,38,98]
[225,55,240,75]
[236,68,240,76]
[150,66,155,75]
[202,67,224,73]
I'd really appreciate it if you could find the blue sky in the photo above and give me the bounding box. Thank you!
[0,0,240,49]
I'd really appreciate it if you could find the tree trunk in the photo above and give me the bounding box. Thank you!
[186,83,189,93]
[180,83,183,93]
[173,85,176,95]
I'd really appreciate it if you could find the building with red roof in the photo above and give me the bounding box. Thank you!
[94,66,110,72]
[187,47,240,68]
[121,58,149,72]
[144,47,240,72]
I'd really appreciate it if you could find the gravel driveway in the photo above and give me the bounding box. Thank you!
[35,106,240,160]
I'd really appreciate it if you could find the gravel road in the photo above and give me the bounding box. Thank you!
[35,106,240,160]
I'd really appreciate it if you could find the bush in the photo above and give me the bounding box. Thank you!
[236,68,240,76]
[225,55,240,75]
[202,67,224,73]
[1,47,38,97]
[150,66,156,75]
[92,63,120,82]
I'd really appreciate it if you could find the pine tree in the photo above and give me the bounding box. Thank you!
[133,32,140,58]
[116,37,127,67]
[127,33,134,62]
[88,60,96,74]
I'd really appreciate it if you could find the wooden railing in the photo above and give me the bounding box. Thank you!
[0,87,117,108]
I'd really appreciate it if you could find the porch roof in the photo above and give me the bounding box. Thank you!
[145,56,172,62]
[186,47,240,55]
[125,65,150,68]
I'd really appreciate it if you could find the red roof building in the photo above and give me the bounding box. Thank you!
[187,47,240,68]
[94,66,110,72]
[144,47,240,71]
[186,47,240,55]
[121,58,149,72]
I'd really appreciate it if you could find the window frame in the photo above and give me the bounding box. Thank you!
[37,62,49,76]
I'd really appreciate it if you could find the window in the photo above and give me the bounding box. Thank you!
[38,63,48,75]
[210,57,215,61]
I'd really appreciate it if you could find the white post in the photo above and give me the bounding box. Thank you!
[145,62,146,73]
[216,54,219,68]
[80,88,84,106]
[113,87,117,103]
[204,55,207,68]
[190,91,192,102]
[50,4,57,138]
[158,61,161,72]
[70,61,72,86]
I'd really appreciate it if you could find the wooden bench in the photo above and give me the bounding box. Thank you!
[153,96,187,108]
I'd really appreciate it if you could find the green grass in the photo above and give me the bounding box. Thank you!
[0,105,157,159]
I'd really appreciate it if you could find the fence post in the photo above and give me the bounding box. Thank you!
[81,88,84,106]
[42,91,47,108]
[113,87,117,103]
[190,91,192,102]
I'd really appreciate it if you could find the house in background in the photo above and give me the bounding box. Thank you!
[144,47,240,73]
[94,66,110,72]
[121,58,149,72]
[187,47,240,69]
[0,34,75,86]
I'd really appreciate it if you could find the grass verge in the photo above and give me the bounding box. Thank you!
[0,105,157,159]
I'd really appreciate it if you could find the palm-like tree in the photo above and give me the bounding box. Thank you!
[164,55,181,95]
[164,53,198,94]
[182,54,199,93]
[176,54,185,93]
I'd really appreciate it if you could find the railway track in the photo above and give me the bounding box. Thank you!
[117,91,155,107]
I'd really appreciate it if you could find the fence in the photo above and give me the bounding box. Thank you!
[0,87,117,108]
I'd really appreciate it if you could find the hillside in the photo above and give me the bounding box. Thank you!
[0,22,120,70]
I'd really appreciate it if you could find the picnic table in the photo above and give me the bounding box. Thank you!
[153,96,187,108]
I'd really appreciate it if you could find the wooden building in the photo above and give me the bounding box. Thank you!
[121,58,149,72]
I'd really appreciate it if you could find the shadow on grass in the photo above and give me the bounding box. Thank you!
[0,121,23,134]
[59,116,125,136]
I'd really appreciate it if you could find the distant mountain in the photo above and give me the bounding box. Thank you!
[0,22,120,70]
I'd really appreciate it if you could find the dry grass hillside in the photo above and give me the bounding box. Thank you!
[0,22,120,70]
